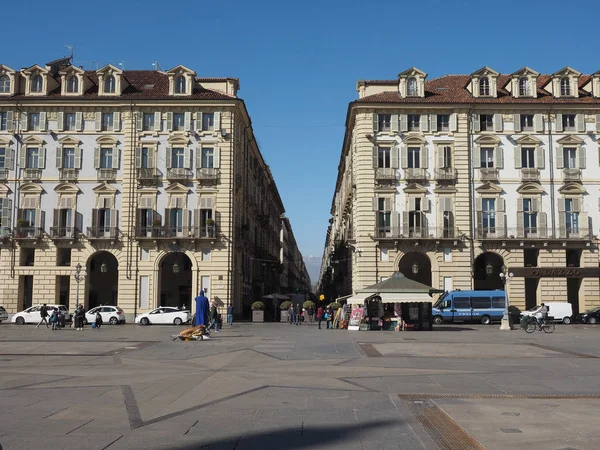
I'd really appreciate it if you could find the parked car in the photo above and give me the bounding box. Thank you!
[573,307,600,324]
[521,303,573,324]
[0,305,8,323]
[11,305,71,325]
[84,306,126,325]
[432,290,506,325]
[135,307,191,325]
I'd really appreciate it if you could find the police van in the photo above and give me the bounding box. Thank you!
[432,290,506,325]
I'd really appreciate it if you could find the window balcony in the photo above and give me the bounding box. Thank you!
[135,226,195,239]
[86,227,120,240]
[0,169,8,181]
[434,168,457,182]
[374,226,458,240]
[97,168,116,182]
[59,168,79,182]
[13,226,44,240]
[0,226,11,241]
[562,168,581,182]
[167,168,193,181]
[49,227,79,241]
[23,168,42,181]
[475,227,507,239]
[404,168,429,182]
[520,168,540,182]
[137,168,160,182]
[193,226,217,239]
[374,168,398,182]
[196,168,220,182]
[479,168,499,181]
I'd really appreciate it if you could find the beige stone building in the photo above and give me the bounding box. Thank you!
[319,66,600,314]
[0,57,306,320]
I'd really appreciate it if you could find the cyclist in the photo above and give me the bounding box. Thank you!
[536,303,548,328]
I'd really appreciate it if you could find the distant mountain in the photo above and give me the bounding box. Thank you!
[303,256,322,289]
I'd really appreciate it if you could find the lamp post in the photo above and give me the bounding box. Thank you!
[498,265,514,330]
[72,263,87,311]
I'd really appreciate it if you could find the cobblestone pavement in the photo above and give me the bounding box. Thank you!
[1,322,600,449]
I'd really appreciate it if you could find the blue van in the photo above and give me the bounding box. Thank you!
[432,290,506,325]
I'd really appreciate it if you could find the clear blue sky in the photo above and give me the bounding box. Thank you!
[3,0,598,279]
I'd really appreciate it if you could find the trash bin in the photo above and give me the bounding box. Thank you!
[519,315,528,330]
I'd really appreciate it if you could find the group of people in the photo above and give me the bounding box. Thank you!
[194,290,234,333]
[288,304,336,330]
[36,304,102,331]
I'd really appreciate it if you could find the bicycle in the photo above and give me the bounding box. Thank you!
[523,316,555,334]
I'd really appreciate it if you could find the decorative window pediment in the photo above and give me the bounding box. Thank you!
[474,135,501,146]
[19,182,44,195]
[403,182,428,194]
[516,182,546,195]
[398,67,427,98]
[590,70,600,98]
[0,184,11,196]
[166,65,196,96]
[0,137,13,146]
[92,182,118,195]
[165,182,189,194]
[21,65,51,95]
[54,182,81,195]
[22,135,45,145]
[167,135,190,145]
[58,136,81,146]
[470,66,499,98]
[515,135,542,145]
[556,135,584,145]
[58,65,88,96]
[475,182,503,194]
[96,64,125,96]
[0,65,17,96]
[550,67,581,98]
[509,67,539,98]
[558,182,587,195]
[402,134,427,145]
[95,135,119,145]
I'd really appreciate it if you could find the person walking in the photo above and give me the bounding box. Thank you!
[95,310,103,330]
[227,304,234,326]
[308,306,314,325]
[317,306,324,329]
[49,308,59,330]
[289,304,296,325]
[297,305,302,325]
[36,303,49,329]
[75,305,86,330]
[207,302,220,332]
[327,306,334,329]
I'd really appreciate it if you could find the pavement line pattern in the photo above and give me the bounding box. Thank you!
[527,343,600,358]
[402,398,485,450]
[398,393,600,400]
[358,343,383,357]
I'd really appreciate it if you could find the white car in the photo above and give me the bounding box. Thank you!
[0,305,8,323]
[12,305,71,325]
[135,307,191,325]
[521,302,573,324]
[85,306,126,325]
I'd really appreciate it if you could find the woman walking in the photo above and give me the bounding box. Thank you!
[75,305,86,331]
[317,306,324,329]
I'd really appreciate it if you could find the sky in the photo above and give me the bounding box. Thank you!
[3,0,599,283]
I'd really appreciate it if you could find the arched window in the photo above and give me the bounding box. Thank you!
[0,75,10,93]
[32,74,43,93]
[67,75,79,93]
[407,77,418,96]
[479,77,490,96]
[518,77,529,96]
[560,77,571,96]
[175,76,186,94]
[104,75,116,93]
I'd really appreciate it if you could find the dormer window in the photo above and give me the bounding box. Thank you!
[104,75,116,93]
[175,76,186,94]
[67,76,79,93]
[479,77,490,96]
[518,77,530,96]
[407,77,418,96]
[0,75,9,93]
[32,75,43,93]
[560,78,571,96]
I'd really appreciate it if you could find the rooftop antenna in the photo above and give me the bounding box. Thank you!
[118,61,124,70]
[65,45,74,63]
[152,61,162,72]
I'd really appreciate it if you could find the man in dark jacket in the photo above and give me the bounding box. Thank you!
[207,301,220,332]
[75,305,86,331]
[37,304,49,329]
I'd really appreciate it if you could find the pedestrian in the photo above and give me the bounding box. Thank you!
[49,308,59,330]
[289,304,295,325]
[58,309,65,329]
[308,306,314,325]
[36,303,49,329]
[194,290,210,326]
[95,310,103,329]
[297,305,302,325]
[327,306,334,329]
[227,304,234,326]
[75,305,86,330]
[317,306,324,329]
[207,301,220,332]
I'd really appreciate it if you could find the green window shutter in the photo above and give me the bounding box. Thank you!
[74,147,81,169]
[391,211,399,234]
[154,112,162,132]
[166,147,172,168]
[517,212,524,236]
[596,114,600,133]
[430,114,438,132]
[531,198,539,211]
[20,112,27,131]
[94,147,100,169]
[148,147,156,168]
[372,113,378,132]
[184,112,191,131]
[214,147,220,169]
[6,148,13,168]
[576,114,585,132]
[539,213,547,237]
[400,147,408,168]
[2,199,12,228]
[402,211,409,235]
[136,112,143,131]
[495,147,504,169]
[135,148,142,168]
[195,148,202,169]
[399,114,408,132]
[113,112,121,131]
[536,147,545,169]
[408,197,416,211]
[95,112,102,131]
[56,147,63,168]
[514,148,522,169]
[391,114,399,133]
[472,147,481,167]
[372,197,378,212]
[420,114,429,132]
[390,146,398,169]
[534,114,544,132]
[471,114,480,132]
[38,147,46,169]
[57,112,64,131]
[449,113,458,132]
[421,146,429,169]
[6,111,13,132]
[578,147,586,169]
[437,147,445,169]
[555,114,563,132]
[196,112,203,131]
[214,112,221,130]
[556,147,564,168]
[166,112,173,131]
[76,111,83,131]
[372,146,378,168]
[493,114,503,132]
[513,114,521,132]
[183,147,190,169]
[39,112,47,131]
[112,149,120,169]
[19,148,26,168]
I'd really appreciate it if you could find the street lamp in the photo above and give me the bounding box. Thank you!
[72,263,87,310]
[100,262,107,273]
[498,265,514,330]
[485,264,494,275]
[412,263,419,274]
[173,262,180,274]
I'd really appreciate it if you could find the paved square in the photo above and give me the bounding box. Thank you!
[1,322,600,449]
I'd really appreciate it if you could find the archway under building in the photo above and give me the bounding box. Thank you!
[398,252,432,287]
[88,251,119,309]
[159,252,193,309]
[473,252,504,291]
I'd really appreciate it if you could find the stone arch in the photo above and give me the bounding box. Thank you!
[473,251,504,290]
[86,250,119,309]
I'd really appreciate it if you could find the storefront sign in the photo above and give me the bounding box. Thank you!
[348,307,364,331]
[509,267,600,278]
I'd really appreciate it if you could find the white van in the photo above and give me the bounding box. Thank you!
[521,303,573,324]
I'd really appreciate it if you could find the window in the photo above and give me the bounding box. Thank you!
[57,248,71,266]
[102,113,113,131]
[520,114,534,131]
[67,76,78,93]
[560,78,571,96]
[482,198,496,231]
[64,112,76,131]
[173,113,185,131]
[479,77,490,96]
[441,146,452,168]
[142,113,154,131]
[519,77,530,96]
[175,76,186,94]
[454,298,471,309]
[29,113,40,131]
[480,147,494,168]
[521,147,535,168]
[377,198,390,234]
[565,199,579,234]
[26,147,39,168]
[563,147,577,169]
[100,148,113,168]
[562,114,576,131]
[377,146,391,168]
[0,75,9,93]
[139,208,153,230]
[98,209,111,232]
[377,114,391,132]
[199,208,213,229]
[523,198,537,233]
[0,147,5,169]
[524,249,538,267]
[62,148,75,169]
[492,297,506,308]
[202,113,214,131]
[407,147,420,168]
[0,111,6,130]
[408,114,420,131]
[437,115,450,131]
[201,147,214,169]
[408,198,423,234]
[140,147,150,168]
[480,114,493,131]
[23,208,36,227]
[104,75,116,93]
[471,297,491,309]
[170,208,184,231]
[32,75,43,93]
[171,147,185,168]
[407,77,418,96]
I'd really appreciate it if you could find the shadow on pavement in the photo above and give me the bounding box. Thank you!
[432,326,475,331]
[172,420,398,450]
